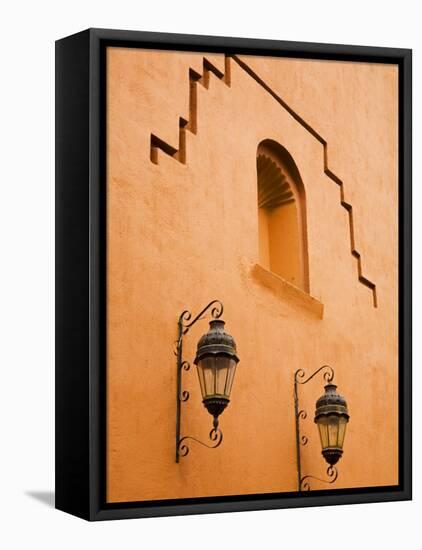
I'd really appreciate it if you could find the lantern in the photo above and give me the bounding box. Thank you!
[194,319,239,429]
[314,384,349,466]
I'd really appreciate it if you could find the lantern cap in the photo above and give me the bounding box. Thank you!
[194,319,239,364]
[314,383,349,422]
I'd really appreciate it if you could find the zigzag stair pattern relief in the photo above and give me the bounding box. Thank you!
[150,57,231,165]
[149,54,377,308]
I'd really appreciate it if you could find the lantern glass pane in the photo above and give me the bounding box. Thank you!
[205,357,217,396]
[197,355,238,399]
[197,363,206,398]
[317,417,329,449]
[327,414,340,447]
[337,416,348,449]
[196,356,217,399]
[224,359,237,398]
[215,356,230,396]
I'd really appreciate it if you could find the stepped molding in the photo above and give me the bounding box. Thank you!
[149,54,377,308]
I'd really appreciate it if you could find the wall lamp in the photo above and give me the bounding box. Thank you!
[175,300,239,462]
[294,365,349,491]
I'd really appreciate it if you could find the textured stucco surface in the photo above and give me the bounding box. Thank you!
[106,48,398,502]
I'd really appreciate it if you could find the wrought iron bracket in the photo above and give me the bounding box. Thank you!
[175,299,224,462]
[294,365,337,491]
[300,465,338,491]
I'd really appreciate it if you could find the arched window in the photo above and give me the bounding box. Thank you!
[257,139,309,292]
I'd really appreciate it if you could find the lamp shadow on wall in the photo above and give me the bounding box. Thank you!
[25,490,55,508]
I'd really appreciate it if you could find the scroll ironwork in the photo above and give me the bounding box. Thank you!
[294,365,337,491]
[175,300,224,462]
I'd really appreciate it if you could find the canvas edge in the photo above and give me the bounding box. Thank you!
[55,28,412,521]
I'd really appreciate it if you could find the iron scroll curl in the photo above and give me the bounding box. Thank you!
[179,300,224,332]
[300,465,338,491]
[178,428,223,458]
[294,365,334,386]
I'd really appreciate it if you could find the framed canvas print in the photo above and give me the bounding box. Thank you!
[55,28,412,520]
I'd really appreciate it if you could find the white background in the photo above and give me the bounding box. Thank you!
[0,1,419,548]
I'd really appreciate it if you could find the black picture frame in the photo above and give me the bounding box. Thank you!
[55,28,412,521]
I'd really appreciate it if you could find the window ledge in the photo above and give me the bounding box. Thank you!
[250,263,324,319]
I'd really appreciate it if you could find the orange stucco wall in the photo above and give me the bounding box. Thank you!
[106,47,398,502]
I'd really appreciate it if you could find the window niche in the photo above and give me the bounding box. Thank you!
[257,139,309,292]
